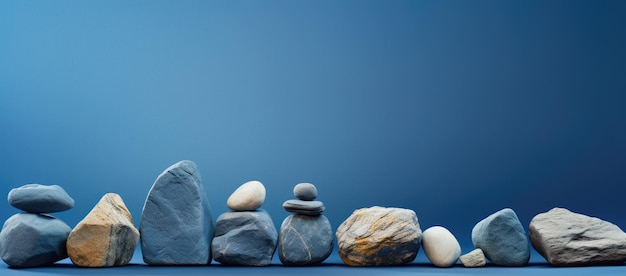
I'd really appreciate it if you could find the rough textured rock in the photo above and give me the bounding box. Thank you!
[278,214,333,265]
[529,207,626,266]
[460,248,486,268]
[8,184,74,213]
[421,226,461,267]
[472,208,529,266]
[212,209,278,266]
[336,206,421,266]
[293,183,317,201]
[226,180,266,211]
[0,213,71,267]
[66,193,139,267]
[283,200,325,215]
[140,160,214,265]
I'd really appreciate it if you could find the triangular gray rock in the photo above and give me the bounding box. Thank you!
[140,160,214,265]
[529,207,626,266]
[471,208,530,266]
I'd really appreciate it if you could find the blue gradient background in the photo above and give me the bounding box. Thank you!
[1,0,626,273]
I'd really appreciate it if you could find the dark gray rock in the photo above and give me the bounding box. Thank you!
[278,214,333,265]
[0,213,71,267]
[8,184,74,213]
[212,209,278,266]
[293,183,317,201]
[472,208,530,266]
[283,199,325,215]
[530,207,626,266]
[140,160,214,265]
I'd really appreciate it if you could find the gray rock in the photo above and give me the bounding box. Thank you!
[529,207,626,266]
[0,213,71,267]
[471,208,530,266]
[293,183,317,201]
[459,248,486,268]
[8,184,74,213]
[140,160,214,265]
[278,214,333,265]
[336,206,421,266]
[212,209,278,266]
[283,199,325,215]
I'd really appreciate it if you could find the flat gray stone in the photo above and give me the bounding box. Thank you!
[212,210,278,266]
[140,160,214,265]
[283,199,325,215]
[278,214,333,265]
[336,206,421,266]
[8,184,74,213]
[293,183,317,201]
[0,213,71,267]
[529,207,626,266]
[472,208,530,266]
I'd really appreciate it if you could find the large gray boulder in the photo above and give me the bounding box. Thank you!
[471,208,530,266]
[140,160,214,265]
[0,213,71,267]
[529,207,626,266]
[336,206,421,266]
[8,184,74,213]
[212,209,278,266]
[278,214,333,265]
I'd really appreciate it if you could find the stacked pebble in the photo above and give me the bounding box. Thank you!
[278,183,333,265]
[0,184,74,267]
[211,181,278,266]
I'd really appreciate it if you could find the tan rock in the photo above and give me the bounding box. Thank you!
[227,180,266,211]
[336,206,421,266]
[460,248,486,267]
[66,193,139,267]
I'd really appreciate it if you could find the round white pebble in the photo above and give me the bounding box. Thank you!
[226,180,266,211]
[421,226,461,268]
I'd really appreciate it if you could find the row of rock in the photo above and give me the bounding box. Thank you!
[336,206,626,268]
[3,160,626,268]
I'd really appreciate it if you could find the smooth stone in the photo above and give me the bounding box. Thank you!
[421,226,461,268]
[140,160,214,265]
[283,199,325,215]
[460,248,486,268]
[471,208,530,266]
[278,214,333,266]
[293,183,317,201]
[226,180,266,211]
[66,193,139,267]
[0,213,71,267]
[529,207,626,266]
[212,209,278,266]
[8,184,74,213]
[336,206,422,266]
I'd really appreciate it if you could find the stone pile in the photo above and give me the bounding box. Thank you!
[140,160,214,265]
[212,180,278,266]
[278,183,333,265]
[0,184,74,267]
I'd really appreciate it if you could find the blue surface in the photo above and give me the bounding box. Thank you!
[1,250,626,276]
[1,0,626,274]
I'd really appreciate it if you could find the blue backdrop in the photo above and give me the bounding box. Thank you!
[1,0,625,252]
